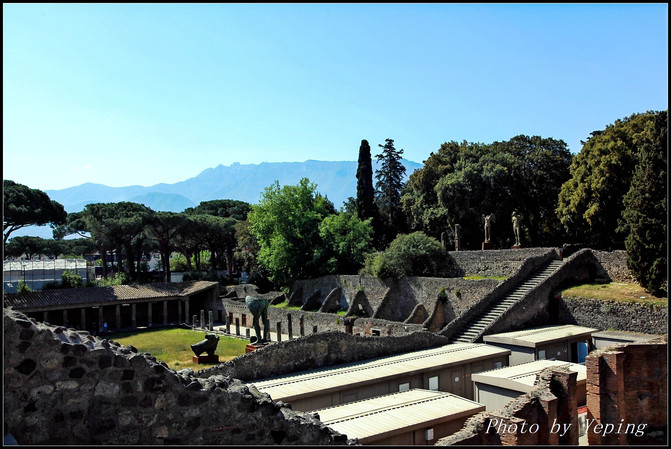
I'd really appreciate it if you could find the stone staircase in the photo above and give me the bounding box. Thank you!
[449,259,564,344]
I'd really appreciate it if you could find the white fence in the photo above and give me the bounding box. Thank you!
[3,259,89,293]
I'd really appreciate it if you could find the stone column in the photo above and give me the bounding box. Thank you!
[287,313,293,340]
[81,309,86,330]
[63,309,68,327]
[208,310,213,331]
[178,300,183,323]
[276,322,282,342]
[98,307,104,333]
[148,302,153,328]
[43,311,48,323]
[184,300,190,324]
[163,301,168,326]
[115,305,121,330]
[200,310,205,330]
[235,317,240,336]
[299,315,305,337]
[193,315,197,329]
[131,304,137,329]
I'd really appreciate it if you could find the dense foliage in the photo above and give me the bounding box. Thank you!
[360,231,450,279]
[617,111,667,295]
[3,180,67,243]
[375,138,407,246]
[402,135,572,249]
[556,112,661,246]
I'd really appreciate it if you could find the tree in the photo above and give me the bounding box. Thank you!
[404,136,572,249]
[618,110,667,295]
[318,213,374,274]
[184,199,252,221]
[248,178,334,288]
[356,139,380,238]
[3,180,67,243]
[146,211,188,282]
[556,112,657,246]
[375,139,407,246]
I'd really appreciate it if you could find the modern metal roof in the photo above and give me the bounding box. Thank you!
[314,389,485,443]
[471,359,586,393]
[249,343,510,403]
[482,325,599,348]
[3,281,219,311]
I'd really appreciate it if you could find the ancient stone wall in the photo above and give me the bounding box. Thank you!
[556,296,667,335]
[3,308,353,445]
[586,250,635,283]
[447,247,558,277]
[586,337,667,445]
[196,330,450,382]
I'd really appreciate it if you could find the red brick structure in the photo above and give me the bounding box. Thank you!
[586,337,667,445]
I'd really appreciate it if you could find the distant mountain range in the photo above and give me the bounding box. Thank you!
[13,159,423,239]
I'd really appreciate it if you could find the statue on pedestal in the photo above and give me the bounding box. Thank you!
[245,295,270,344]
[512,211,522,247]
[483,214,495,243]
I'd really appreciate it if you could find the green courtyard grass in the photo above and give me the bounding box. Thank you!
[561,282,667,306]
[104,328,248,371]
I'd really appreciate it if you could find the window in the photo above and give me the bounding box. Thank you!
[538,349,546,360]
[494,361,503,369]
[428,376,439,391]
[399,382,410,392]
[425,428,434,441]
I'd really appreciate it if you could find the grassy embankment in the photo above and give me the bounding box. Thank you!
[561,282,667,307]
[105,328,248,371]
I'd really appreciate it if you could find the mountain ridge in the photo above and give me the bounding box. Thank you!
[45,158,423,214]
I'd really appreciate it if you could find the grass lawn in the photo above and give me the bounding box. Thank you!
[104,328,248,371]
[561,282,667,306]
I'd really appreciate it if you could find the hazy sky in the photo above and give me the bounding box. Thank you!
[3,3,668,191]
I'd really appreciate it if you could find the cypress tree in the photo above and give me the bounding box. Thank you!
[619,110,667,295]
[356,140,377,222]
[375,138,407,246]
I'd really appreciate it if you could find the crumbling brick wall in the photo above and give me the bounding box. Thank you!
[586,337,667,445]
[3,307,354,445]
[436,366,579,445]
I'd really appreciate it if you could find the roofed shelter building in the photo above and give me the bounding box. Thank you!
[249,343,510,411]
[482,324,598,366]
[3,281,221,334]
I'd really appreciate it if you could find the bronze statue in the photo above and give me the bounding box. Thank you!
[245,295,270,344]
[482,213,495,242]
[191,333,220,357]
[512,211,522,246]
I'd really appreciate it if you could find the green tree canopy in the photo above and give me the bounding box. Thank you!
[248,178,335,288]
[556,112,660,246]
[318,213,374,274]
[403,135,572,249]
[617,110,667,295]
[3,180,67,243]
[184,199,252,221]
[375,138,407,246]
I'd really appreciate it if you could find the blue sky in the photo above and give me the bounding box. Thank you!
[3,3,668,191]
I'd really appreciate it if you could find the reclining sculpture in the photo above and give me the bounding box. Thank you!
[190,333,220,357]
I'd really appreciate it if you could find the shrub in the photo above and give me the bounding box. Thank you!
[361,232,451,279]
[61,270,83,288]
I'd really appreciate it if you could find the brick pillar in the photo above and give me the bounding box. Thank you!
[546,369,579,445]
[276,322,282,342]
[299,315,304,336]
[587,349,627,445]
[287,313,293,340]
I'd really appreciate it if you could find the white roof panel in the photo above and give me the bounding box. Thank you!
[472,359,586,393]
[483,325,599,348]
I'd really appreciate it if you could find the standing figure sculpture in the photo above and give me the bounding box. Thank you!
[482,214,495,243]
[245,295,270,344]
[512,211,522,247]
